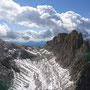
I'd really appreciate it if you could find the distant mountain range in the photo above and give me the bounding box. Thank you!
[13,41,46,48]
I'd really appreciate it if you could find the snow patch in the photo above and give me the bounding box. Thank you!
[9,49,73,90]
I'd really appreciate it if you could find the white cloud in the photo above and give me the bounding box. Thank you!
[0,23,20,41]
[0,23,10,36]
[0,0,21,22]
[0,0,90,42]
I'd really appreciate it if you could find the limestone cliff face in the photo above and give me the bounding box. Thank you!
[45,30,90,90]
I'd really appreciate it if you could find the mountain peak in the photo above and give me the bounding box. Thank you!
[45,29,90,82]
[71,30,78,34]
[45,30,84,51]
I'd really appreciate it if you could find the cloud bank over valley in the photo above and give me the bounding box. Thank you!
[0,0,90,42]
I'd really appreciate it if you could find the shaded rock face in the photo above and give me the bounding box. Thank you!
[75,62,90,90]
[45,30,90,90]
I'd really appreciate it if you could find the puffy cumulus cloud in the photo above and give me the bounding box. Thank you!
[0,23,52,42]
[0,23,10,36]
[0,24,28,41]
[16,29,52,41]
[0,0,90,41]
[0,0,21,22]
[0,23,20,41]
[23,29,52,40]
[60,11,90,36]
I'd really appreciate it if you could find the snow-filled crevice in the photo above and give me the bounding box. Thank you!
[9,49,73,90]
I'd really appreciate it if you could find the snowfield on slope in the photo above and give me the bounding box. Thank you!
[9,48,73,90]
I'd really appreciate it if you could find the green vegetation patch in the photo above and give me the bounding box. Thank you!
[79,51,90,60]
[0,82,12,90]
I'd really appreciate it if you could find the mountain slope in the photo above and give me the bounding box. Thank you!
[0,30,90,90]
[0,39,73,90]
[45,30,90,90]
[9,49,73,90]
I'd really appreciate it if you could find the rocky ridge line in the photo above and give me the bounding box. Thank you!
[44,30,90,90]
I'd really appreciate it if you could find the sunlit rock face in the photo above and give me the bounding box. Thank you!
[9,48,73,90]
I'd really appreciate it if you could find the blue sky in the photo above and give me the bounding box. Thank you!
[0,0,90,42]
[14,0,90,18]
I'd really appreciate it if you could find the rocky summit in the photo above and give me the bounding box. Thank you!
[0,30,90,90]
[45,30,90,90]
